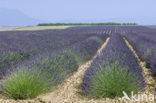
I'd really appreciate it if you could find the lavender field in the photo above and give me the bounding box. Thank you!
[0,26,156,103]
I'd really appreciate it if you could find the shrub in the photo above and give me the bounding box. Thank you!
[87,62,142,98]
[0,52,24,76]
[1,67,54,100]
[37,50,80,85]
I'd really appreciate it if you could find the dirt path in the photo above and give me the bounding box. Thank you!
[124,38,156,102]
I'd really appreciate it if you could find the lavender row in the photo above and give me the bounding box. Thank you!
[124,32,156,76]
[0,28,107,77]
[0,29,94,54]
[1,32,108,99]
[7,35,108,86]
[82,34,145,97]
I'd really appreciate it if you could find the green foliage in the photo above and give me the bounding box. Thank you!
[88,61,142,98]
[37,23,137,26]
[1,50,81,100]
[0,52,25,75]
[2,67,54,100]
[91,37,104,45]
[143,47,154,59]
[143,47,155,68]
[0,52,24,66]
[38,50,80,84]
[0,43,8,47]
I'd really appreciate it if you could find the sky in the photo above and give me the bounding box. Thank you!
[0,0,156,25]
